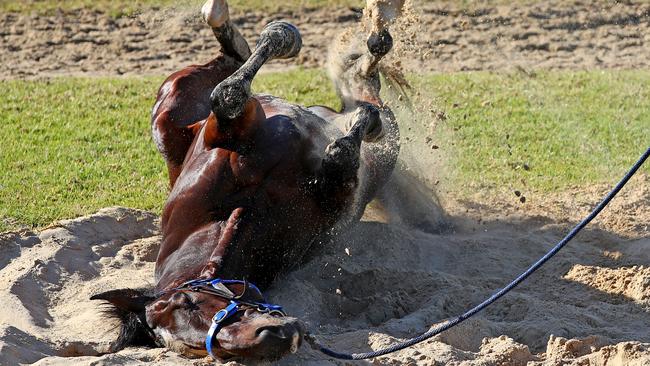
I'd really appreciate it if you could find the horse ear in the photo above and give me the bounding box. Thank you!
[91,288,154,314]
[91,289,159,351]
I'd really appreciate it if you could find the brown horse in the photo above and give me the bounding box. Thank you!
[92,0,404,361]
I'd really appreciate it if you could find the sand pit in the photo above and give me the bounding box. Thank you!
[1,172,648,365]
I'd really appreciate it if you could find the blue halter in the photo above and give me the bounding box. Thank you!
[170,278,285,359]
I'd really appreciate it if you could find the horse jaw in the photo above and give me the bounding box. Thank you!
[153,328,207,358]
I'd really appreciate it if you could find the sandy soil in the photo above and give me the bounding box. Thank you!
[1,1,649,365]
[1,1,649,79]
[0,171,648,365]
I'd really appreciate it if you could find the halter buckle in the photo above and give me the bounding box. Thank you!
[212,301,239,324]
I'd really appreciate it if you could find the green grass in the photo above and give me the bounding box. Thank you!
[0,69,337,232]
[1,69,648,232]
[410,71,650,193]
[0,77,166,231]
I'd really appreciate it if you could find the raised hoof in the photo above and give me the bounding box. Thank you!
[367,28,393,58]
[258,21,302,60]
[202,0,229,28]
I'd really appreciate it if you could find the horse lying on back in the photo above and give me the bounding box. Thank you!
[92,0,405,361]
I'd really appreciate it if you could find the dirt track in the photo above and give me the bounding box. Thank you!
[1,1,649,79]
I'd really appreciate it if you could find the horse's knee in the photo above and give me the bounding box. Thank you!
[347,103,383,142]
[317,103,382,199]
[322,136,361,179]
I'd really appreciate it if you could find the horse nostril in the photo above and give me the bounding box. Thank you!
[255,325,287,340]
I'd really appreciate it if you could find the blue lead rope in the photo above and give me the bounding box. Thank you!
[308,146,650,360]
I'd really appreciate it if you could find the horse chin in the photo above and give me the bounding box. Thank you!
[163,340,209,359]
[151,327,208,359]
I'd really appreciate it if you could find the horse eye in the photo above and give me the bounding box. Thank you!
[171,292,195,307]
[170,292,185,302]
[183,293,199,305]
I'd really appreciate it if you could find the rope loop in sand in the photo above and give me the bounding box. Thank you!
[310,146,650,360]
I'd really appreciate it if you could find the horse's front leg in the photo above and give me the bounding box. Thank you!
[324,0,406,217]
[316,103,384,209]
[203,21,302,151]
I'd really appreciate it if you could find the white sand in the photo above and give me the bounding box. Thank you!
[1,172,648,365]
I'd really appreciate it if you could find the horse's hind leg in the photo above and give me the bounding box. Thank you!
[152,0,250,187]
[152,54,241,187]
[328,0,405,110]
[202,0,251,62]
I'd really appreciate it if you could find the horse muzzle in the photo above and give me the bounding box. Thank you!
[254,316,304,355]
[216,314,304,360]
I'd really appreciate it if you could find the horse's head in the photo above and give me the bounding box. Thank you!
[91,279,303,361]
